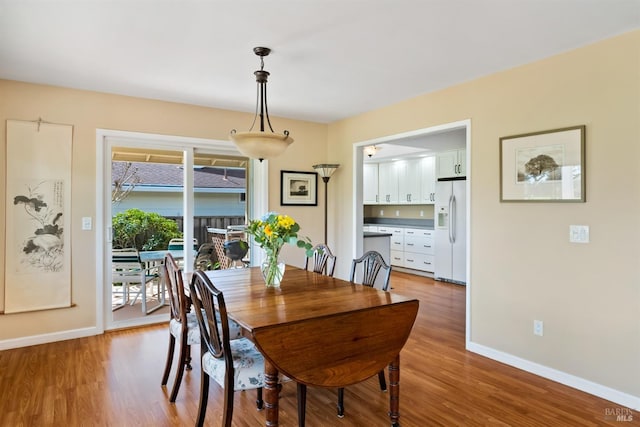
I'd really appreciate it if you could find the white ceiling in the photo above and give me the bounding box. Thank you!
[0,0,638,126]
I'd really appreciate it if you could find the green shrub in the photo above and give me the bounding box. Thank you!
[112,208,182,251]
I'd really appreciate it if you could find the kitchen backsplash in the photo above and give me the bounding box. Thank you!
[363,204,434,220]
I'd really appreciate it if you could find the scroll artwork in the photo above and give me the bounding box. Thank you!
[4,119,73,313]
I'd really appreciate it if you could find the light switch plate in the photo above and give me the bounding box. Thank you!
[569,225,589,243]
[82,216,92,230]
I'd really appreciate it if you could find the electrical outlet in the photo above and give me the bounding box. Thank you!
[395,210,400,217]
[533,320,544,336]
[420,210,424,217]
[379,209,384,216]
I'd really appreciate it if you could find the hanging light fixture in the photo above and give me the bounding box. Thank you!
[364,145,379,158]
[230,47,293,162]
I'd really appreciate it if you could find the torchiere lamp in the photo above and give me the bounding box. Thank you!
[312,163,340,244]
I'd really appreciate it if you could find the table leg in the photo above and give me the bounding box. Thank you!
[388,355,400,427]
[264,360,279,427]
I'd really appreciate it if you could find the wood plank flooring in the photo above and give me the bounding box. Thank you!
[0,272,636,426]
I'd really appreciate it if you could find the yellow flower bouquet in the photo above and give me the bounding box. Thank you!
[246,212,314,286]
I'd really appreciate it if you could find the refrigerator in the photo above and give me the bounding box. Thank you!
[435,178,466,284]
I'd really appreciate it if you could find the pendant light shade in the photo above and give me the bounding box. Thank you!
[230,47,293,161]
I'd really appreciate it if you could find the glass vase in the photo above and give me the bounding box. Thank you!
[261,251,285,287]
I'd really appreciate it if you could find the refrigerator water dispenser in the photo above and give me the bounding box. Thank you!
[437,206,449,228]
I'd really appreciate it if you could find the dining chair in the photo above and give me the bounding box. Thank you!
[350,250,392,291]
[111,248,159,314]
[168,237,198,250]
[297,251,391,423]
[189,270,267,427]
[297,243,337,426]
[161,253,242,402]
[303,243,336,276]
[333,250,392,417]
[194,243,217,270]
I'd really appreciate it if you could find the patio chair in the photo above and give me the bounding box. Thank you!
[111,248,160,314]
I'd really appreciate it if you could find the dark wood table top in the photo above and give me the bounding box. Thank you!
[205,266,419,387]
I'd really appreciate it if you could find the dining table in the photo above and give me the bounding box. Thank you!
[204,265,419,427]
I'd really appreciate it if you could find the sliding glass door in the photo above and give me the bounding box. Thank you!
[98,130,255,330]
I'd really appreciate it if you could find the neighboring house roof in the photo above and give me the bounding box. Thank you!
[112,161,245,190]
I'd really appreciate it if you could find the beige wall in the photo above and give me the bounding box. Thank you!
[1,30,638,403]
[0,81,327,339]
[327,30,640,398]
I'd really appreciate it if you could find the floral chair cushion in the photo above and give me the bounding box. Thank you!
[170,311,242,345]
[202,337,265,391]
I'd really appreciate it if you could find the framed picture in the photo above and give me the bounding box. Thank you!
[500,125,585,202]
[281,170,318,206]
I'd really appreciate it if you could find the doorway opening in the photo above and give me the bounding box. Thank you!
[353,119,471,345]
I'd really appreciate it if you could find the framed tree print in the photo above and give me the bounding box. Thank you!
[280,170,318,206]
[500,125,585,202]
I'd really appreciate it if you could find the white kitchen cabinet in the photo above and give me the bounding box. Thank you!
[397,158,422,204]
[402,228,435,272]
[363,163,379,204]
[378,162,399,204]
[436,149,466,178]
[377,226,404,266]
[420,156,436,204]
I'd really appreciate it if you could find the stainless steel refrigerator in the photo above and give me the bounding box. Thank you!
[435,178,466,284]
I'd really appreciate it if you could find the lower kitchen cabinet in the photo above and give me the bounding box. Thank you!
[402,228,434,273]
[369,225,435,273]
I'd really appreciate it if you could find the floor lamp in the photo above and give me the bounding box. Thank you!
[312,163,340,244]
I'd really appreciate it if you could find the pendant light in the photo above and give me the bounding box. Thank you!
[230,47,293,162]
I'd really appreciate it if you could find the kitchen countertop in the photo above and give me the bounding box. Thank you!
[364,231,392,238]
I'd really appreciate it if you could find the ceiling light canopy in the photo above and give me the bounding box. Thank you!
[230,47,293,162]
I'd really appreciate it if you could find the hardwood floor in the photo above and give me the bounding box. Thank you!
[0,272,636,426]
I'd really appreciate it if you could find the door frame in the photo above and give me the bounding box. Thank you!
[352,119,471,346]
[95,129,267,331]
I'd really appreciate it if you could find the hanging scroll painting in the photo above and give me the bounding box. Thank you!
[4,120,73,313]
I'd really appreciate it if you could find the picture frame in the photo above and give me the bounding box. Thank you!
[500,125,586,202]
[280,170,318,206]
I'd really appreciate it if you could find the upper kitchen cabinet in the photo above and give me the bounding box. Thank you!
[436,149,466,178]
[363,163,379,204]
[420,156,436,204]
[397,158,421,204]
[378,162,400,204]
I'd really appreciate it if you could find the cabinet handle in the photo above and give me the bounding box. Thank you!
[406,258,414,262]
[376,195,378,202]
[407,243,414,246]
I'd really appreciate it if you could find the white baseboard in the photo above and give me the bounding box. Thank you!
[0,327,101,351]
[467,341,640,411]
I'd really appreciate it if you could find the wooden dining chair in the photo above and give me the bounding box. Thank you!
[189,270,267,427]
[350,250,392,291]
[297,243,337,425]
[303,243,336,276]
[161,253,242,402]
[333,250,391,418]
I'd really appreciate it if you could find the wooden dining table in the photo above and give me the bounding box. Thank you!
[204,265,419,427]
